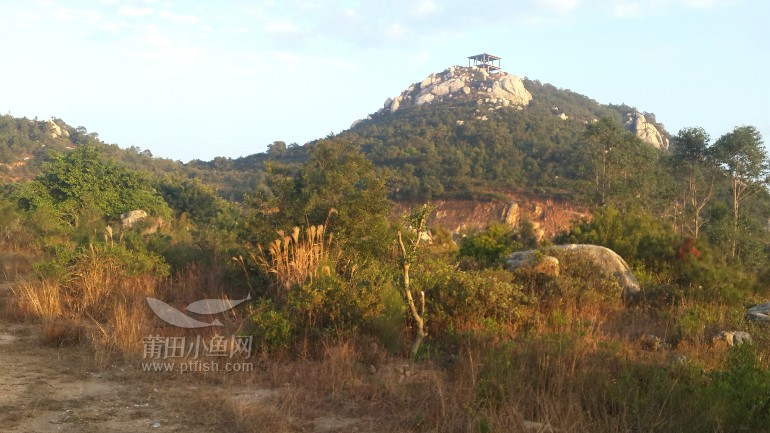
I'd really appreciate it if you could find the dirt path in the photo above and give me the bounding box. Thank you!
[0,283,372,433]
[0,282,218,432]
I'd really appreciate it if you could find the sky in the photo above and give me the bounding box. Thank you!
[0,0,768,162]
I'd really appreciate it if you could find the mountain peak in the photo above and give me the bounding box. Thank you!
[379,65,533,115]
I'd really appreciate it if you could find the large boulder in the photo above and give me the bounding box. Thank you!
[507,244,641,299]
[714,331,753,346]
[47,119,69,138]
[390,95,402,113]
[747,302,770,322]
[428,78,466,96]
[489,75,532,106]
[625,112,668,150]
[121,209,148,228]
[384,66,532,115]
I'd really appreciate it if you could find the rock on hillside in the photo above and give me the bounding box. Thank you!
[625,111,669,150]
[47,119,70,139]
[380,66,532,115]
[507,244,641,300]
[355,65,671,152]
[393,195,588,240]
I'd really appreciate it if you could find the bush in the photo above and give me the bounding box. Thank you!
[706,344,770,430]
[249,299,294,352]
[416,259,533,338]
[459,221,538,268]
[556,206,675,269]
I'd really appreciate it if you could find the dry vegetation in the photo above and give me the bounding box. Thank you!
[5,239,768,433]
[2,137,769,432]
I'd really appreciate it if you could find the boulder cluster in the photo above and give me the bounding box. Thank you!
[625,111,669,150]
[357,65,671,151]
[47,119,69,139]
[381,66,533,115]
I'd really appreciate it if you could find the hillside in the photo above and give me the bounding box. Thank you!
[341,65,670,202]
[0,66,685,237]
[3,63,770,433]
[0,65,670,205]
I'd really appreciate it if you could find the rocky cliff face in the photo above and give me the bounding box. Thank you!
[624,111,668,150]
[380,66,532,115]
[47,119,70,139]
[358,65,672,153]
[394,194,589,240]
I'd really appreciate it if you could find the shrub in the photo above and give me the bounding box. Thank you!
[249,299,294,352]
[459,222,537,268]
[416,259,533,338]
[706,344,770,430]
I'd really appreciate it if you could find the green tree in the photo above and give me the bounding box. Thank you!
[18,144,170,226]
[712,126,769,258]
[671,127,717,239]
[459,221,538,267]
[249,138,392,260]
[583,117,643,206]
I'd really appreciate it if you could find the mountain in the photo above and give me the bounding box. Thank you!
[0,64,674,236]
[353,65,669,150]
[335,65,669,206]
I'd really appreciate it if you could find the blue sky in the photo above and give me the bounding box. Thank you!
[0,0,767,162]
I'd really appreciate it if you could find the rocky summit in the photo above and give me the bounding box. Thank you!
[625,111,669,150]
[380,66,533,115]
[360,65,669,150]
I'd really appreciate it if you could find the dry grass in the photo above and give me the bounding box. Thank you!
[5,238,766,432]
[256,223,333,298]
[14,278,64,321]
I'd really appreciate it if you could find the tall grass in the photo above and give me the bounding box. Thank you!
[15,279,64,321]
[256,224,333,299]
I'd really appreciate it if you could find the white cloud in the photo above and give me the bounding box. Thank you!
[56,7,75,21]
[265,21,299,34]
[118,6,154,18]
[159,10,199,25]
[682,0,718,8]
[100,21,120,32]
[271,51,301,63]
[387,22,408,39]
[415,0,439,15]
[613,1,642,17]
[83,10,101,22]
[128,25,202,75]
[538,0,581,13]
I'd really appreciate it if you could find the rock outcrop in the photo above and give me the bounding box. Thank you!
[506,244,641,299]
[625,111,668,150]
[393,196,588,240]
[381,66,532,115]
[747,302,770,322]
[714,331,753,346]
[121,210,148,228]
[507,253,560,277]
[47,119,70,139]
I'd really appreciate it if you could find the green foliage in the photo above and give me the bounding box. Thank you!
[249,299,294,352]
[581,116,672,209]
[711,126,770,260]
[17,144,170,227]
[156,176,229,225]
[366,283,405,352]
[246,137,391,261]
[415,259,532,337]
[35,236,170,281]
[556,206,675,268]
[707,344,770,430]
[712,126,769,188]
[459,221,538,267]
